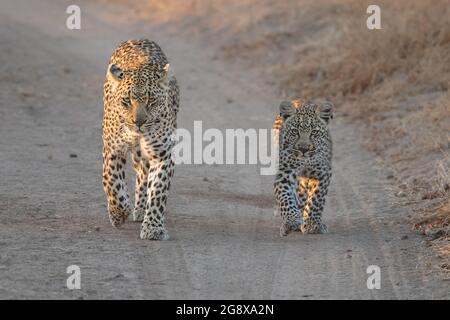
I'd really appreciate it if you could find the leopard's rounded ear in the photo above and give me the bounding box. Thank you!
[163,63,170,74]
[316,101,334,124]
[279,100,295,118]
[158,63,172,89]
[107,63,123,82]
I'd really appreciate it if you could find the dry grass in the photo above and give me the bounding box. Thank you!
[128,0,450,271]
[414,199,450,278]
[278,1,450,99]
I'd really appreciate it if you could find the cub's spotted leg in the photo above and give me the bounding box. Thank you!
[274,171,303,237]
[131,146,149,222]
[300,173,331,234]
[297,176,309,220]
[140,157,174,240]
[102,148,131,227]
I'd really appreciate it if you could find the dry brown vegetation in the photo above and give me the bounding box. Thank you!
[124,0,450,274]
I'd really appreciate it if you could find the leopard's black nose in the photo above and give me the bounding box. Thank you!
[135,118,145,130]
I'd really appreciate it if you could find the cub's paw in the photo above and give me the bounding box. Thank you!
[300,221,328,234]
[140,225,170,241]
[280,223,290,237]
[280,217,303,237]
[108,206,130,228]
[132,209,144,222]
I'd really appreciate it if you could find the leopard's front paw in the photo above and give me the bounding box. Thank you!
[273,207,280,217]
[108,206,130,228]
[140,224,170,241]
[300,221,328,234]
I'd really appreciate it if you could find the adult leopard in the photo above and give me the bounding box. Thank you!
[102,39,179,240]
[273,99,333,237]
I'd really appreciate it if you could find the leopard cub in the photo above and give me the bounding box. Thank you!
[273,99,333,237]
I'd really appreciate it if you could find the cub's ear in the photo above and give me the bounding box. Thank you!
[316,101,334,124]
[279,100,295,119]
[107,63,123,82]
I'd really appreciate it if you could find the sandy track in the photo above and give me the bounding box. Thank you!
[0,0,447,299]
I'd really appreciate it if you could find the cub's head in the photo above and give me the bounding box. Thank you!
[106,62,171,132]
[279,99,333,158]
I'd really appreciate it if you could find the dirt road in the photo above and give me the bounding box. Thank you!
[0,0,447,299]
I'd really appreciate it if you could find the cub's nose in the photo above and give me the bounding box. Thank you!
[298,146,310,155]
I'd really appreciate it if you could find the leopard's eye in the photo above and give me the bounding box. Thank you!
[121,96,131,108]
[311,129,320,136]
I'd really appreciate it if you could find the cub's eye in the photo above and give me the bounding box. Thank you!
[148,96,158,106]
[311,129,320,136]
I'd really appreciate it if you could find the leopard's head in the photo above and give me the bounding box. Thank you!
[106,62,171,132]
[279,99,333,158]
